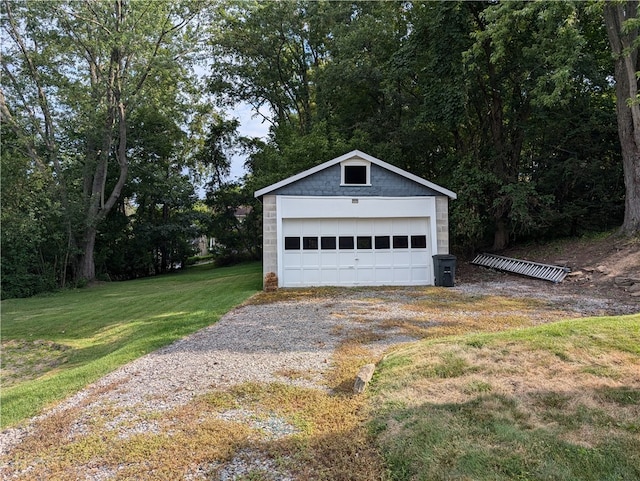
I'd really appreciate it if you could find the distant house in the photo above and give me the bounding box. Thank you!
[193,235,213,257]
[254,150,456,288]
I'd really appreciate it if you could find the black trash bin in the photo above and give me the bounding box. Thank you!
[433,254,456,287]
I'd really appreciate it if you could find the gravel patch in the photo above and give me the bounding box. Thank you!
[454,279,638,316]
[217,409,299,440]
[75,297,411,414]
[189,449,295,481]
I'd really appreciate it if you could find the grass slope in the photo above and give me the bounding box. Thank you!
[0,262,262,428]
[371,314,640,481]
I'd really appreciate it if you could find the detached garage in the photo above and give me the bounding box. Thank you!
[254,150,456,289]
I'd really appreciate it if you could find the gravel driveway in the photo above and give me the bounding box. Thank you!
[1,279,637,479]
[0,290,419,465]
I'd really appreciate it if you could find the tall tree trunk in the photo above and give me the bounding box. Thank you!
[621,148,640,235]
[75,2,129,282]
[161,202,169,273]
[604,1,640,235]
[615,80,640,234]
[78,226,97,281]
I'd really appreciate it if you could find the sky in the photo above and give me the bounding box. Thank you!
[230,103,271,180]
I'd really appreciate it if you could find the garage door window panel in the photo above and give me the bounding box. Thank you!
[411,235,427,249]
[375,236,390,249]
[285,237,301,250]
[339,236,355,249]
[357,236,372,249]
[393,236,409,249]
[303,237,319,250]
[321,237,337,249]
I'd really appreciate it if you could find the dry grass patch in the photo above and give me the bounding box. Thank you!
[379,318,441,337]
[105,380,379,480]
[211,382,386,481]
[245,285,413,306]
[3,395,254,480]
[245,286,344,305]
[339,327,388,346]
[328,341,379,394]
[371,314,640,481]
[274,367,318,382]
[190,333,387,480]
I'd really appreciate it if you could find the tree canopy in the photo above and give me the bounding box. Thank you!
[209,0,626,250]
[1,0,636,298]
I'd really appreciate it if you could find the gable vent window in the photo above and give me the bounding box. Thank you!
[344,165,367,184]
[341,160,370,186]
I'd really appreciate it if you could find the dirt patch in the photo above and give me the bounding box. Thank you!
[1,340,71,387]
[457,232,640,306]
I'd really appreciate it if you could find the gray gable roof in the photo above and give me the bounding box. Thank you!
[254,150,457,199]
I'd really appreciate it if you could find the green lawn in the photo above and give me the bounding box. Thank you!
[371,314,640,481]
[0,262,262,428]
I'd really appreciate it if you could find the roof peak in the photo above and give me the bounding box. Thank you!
[254,150,457,199]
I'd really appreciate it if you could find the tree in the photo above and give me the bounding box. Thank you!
[604,0,640,235]
[458,1,593,249]
[1,0,204,282]
[0,125,67,297]
[205,182,261,264]
[389,1,616,251]
[98,107,201,279]
[209,0,349,133]
[196,115,262,264]
[196,116,245,187]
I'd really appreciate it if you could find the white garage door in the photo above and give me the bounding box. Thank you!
[281,218,432,287]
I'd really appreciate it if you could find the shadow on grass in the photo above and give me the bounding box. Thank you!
[0,263,263,428]
[0,315,199,426]
[374,390,640,481]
